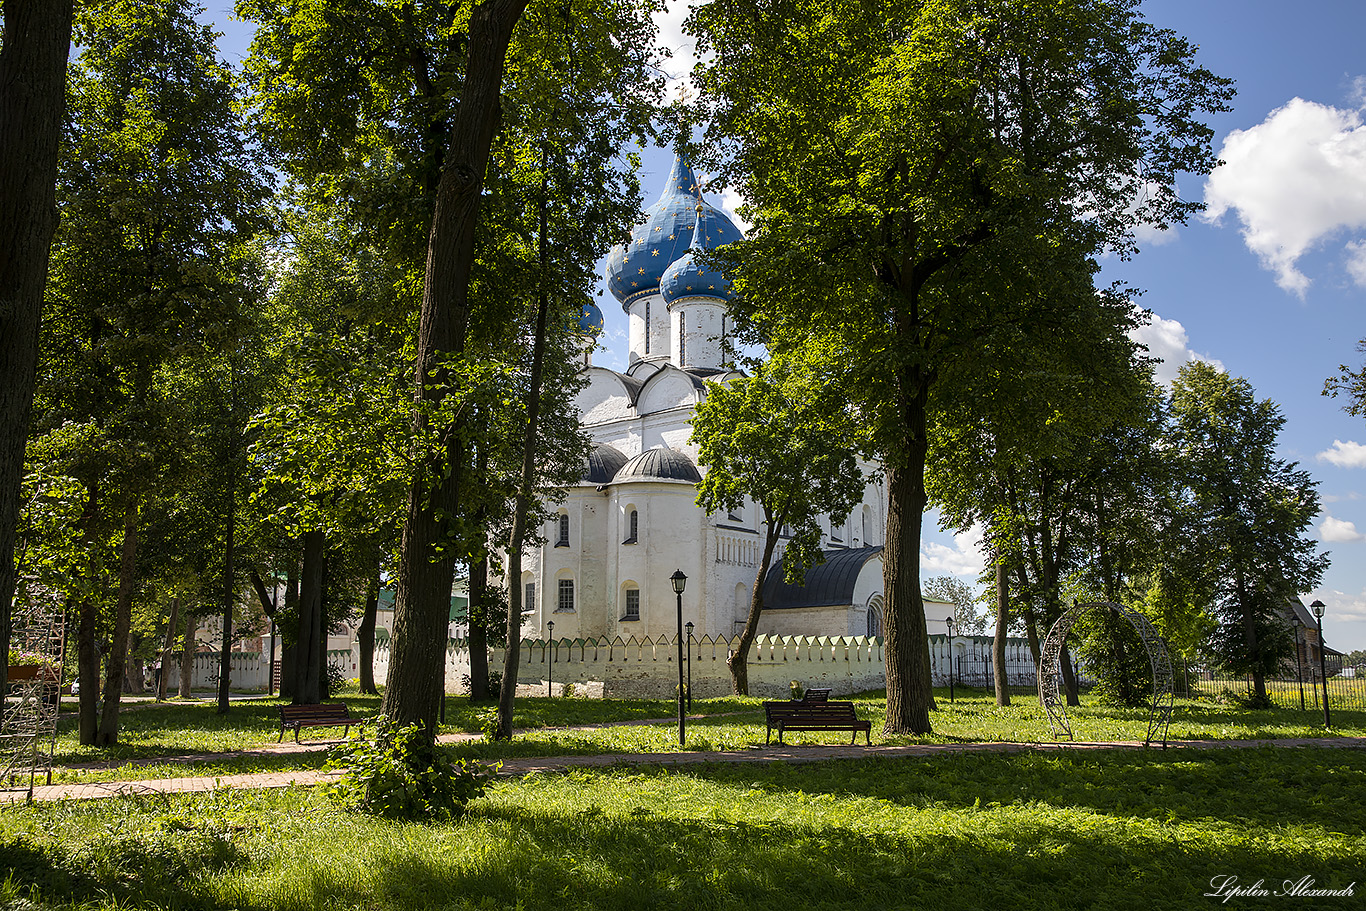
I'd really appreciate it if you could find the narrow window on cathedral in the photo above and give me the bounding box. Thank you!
[623,508,639,544]
[831,514,842,543]
[556,513,569,547]
[622,587,640,621]
[679,312,687,365]
[524,583,536,614]
[557,578,575,613]
[644,299,650,354]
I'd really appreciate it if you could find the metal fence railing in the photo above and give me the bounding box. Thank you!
[1186,655,1366,713]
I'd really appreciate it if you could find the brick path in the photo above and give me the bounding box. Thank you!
[4,729,1363,805]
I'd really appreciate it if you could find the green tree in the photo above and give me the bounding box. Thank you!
[31,0,267,741]
[242,0,660,735]
[0,0,75,687]
[689,0,1230,733]
[1166,361,1328,705]
[692,352,866,695]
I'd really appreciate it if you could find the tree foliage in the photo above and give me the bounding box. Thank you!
[1165,361,1328,703]
[690,0,1232,732]
[692,350,866,694]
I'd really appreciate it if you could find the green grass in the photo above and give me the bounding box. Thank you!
[2,747,1363,910]
[40,687,1366,785]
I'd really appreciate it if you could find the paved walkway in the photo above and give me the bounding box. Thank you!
[4,727,1364,805]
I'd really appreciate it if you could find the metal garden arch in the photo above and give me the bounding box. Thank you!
[1038,601,1175,748]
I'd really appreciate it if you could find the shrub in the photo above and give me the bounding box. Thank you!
[323,661,347,697]
[326,716,496,820]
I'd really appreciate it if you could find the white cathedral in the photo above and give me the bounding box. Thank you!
[517,158,947,643]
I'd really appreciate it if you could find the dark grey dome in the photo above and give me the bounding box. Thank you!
[582,442,629,484]
[615,446,702,483]
[761,546,884,610]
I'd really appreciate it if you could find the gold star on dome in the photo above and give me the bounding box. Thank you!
[668,234,675,240]
[654,226,661,231]
[708,284,715,289]
[686,285,693,291]
[632,281,638,287]
[638,268,645,274]
[651,250,659,256]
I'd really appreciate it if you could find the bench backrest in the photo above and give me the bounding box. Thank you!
[802,688,831,702]
[281,703,352,720]
[764,701,858,723]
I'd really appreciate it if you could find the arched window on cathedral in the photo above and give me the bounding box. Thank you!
[623,507,638,544]
[556,513,570,547]
[621,585,640,621]
[866,595,884,638]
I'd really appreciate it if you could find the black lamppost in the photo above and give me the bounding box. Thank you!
[945,615,956,703]
[1292,616,1306,712]
[1311,600,1330,728]
[685,621,694,711]
[671,570,688,745]
[546,620,554,697]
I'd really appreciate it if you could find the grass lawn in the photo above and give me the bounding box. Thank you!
[38,687,1366,783]
[2,747,1363,910]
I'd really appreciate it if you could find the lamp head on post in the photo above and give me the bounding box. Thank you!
[1311,600,1325,621]
[685,621,694,636]
[547,620,554,638]
[671,569,688,595]
[945,616,955,637]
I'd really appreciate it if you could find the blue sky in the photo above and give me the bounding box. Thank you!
[205,1,1366,651]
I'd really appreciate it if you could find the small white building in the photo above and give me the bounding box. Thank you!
[513,158,949,642]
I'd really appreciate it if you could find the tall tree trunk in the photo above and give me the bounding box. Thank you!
[728,519,781,696]
[384,0,530,738]
[178,612,195,699]
[358,545,381,695]
[1059,641,1081,707]
[0,0,75,683]
[883,423,934,733]
[96,502,139,745]
[216,420,238,714]
[318,548,333,698]
[495,151,553,740]
[278,559,299,701]
[157,596,180,701]
[76,482,100,745]
[993,548,1011,706]
[295,530,325,704]
[467,553,490,700]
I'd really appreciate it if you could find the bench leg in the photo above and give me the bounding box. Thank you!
[295,725,303,744]
[277,726,285,743]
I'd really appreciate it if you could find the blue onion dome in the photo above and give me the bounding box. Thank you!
[615,445,703,484]
[572,298,604,338]
[660,203,736,306]
[605,156,742,310]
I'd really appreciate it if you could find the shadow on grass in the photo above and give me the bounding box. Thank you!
[644,748,1366,834]
[249,793,1360,911]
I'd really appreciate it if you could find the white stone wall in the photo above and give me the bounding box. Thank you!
[371,634,1038,700]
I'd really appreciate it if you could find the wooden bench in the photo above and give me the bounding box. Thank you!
[763,700,871,745]
[278,703,366,743]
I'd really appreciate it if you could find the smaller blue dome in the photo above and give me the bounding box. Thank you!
[604,156,742,309]
[660,205,735,306]
[574,299,604,338]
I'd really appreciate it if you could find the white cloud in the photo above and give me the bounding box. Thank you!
[1307,589,1366,625]
[719,187,751,234]
[1320,515,1366,542]
[1346,240,1366,287]
[654,2,703,101]
[1203,94,1366,297]
[921,525,987,578]
[1128,315,1224,386]
[1318,439,1366,468]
